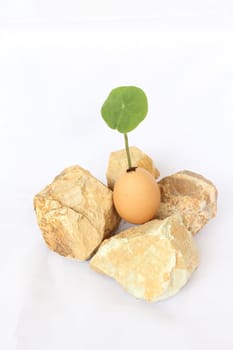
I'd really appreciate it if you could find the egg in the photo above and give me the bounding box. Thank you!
[113,167,161,224]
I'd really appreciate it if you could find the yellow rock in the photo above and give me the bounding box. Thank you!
[90,215,198,302]
[157,170,217,235]
[34,166,120,260]
[106,146,160,189]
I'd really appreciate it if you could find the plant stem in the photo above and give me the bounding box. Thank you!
[124,133,132,169]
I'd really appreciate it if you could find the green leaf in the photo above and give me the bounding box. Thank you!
[101,86,148,133]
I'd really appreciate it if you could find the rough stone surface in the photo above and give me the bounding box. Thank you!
[106,146,160,189]
[34,166,120,260]
[90,215,198,302]
[157,170,218,235]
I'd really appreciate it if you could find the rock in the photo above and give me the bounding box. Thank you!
[90,215,198,302]
[34,166,120,260]
[106,146,160,189]
[157,170,217,235]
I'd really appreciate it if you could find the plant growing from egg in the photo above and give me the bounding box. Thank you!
[101,86,161,224]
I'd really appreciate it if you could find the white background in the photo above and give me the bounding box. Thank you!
[1,1,233,349]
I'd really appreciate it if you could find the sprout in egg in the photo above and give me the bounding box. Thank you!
[101,86,161,224]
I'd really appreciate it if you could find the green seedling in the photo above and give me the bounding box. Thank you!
[101,86,148,170]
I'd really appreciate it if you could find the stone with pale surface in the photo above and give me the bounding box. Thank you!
[157,170,217,235]
[106,146,160,189]
[34,166,120,260]
[90,215,198,302]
